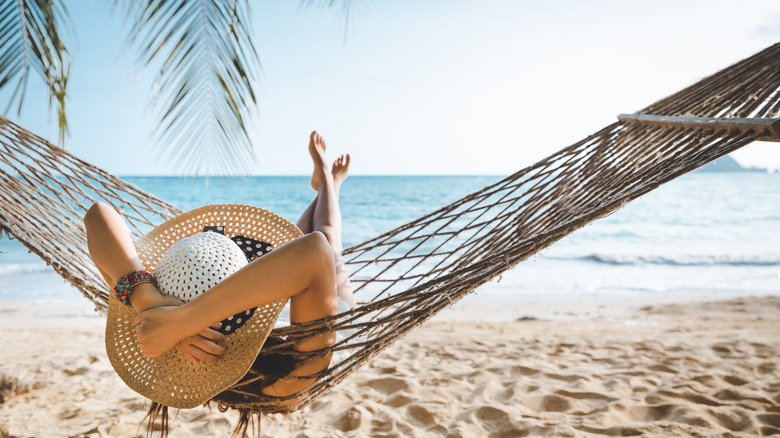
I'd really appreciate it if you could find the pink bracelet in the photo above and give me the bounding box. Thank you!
[114,270,156,308]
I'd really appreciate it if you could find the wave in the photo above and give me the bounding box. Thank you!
[575,254,780,267]
[0,263,52,275]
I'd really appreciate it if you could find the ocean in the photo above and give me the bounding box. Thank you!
[1,173,778,302]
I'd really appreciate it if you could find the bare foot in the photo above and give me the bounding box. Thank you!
[331,154,350,193]
[309,131,329,191]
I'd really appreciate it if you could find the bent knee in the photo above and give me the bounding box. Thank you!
[302,232,335,269]
[314,226,340,250]
[83,202,115,229]
[303,231,329,251]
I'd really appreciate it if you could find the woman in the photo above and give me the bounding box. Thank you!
[84,131,353,398]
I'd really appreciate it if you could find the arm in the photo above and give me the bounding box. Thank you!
[84,202,226,363]
[135,232,337,358]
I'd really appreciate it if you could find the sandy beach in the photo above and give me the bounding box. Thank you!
[1,293,778,437]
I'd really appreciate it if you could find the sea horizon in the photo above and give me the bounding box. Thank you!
[1,172,778,303]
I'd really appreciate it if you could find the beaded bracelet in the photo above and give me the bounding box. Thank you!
[114,270,157,308]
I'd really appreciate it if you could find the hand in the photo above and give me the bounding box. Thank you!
[177,323,227,364]
[135,305,190,357]
[135,299,227,363]
[158,296,227,363]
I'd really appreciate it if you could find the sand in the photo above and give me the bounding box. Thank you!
[0,294,779,437]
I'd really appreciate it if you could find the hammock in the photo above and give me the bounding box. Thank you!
[1,42,779,417]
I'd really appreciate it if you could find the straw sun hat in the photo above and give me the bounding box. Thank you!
[105,204,302,409]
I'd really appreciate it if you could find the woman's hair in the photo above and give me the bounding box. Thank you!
[144,336,303,438]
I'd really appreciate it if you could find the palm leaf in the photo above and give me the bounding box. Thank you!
[115,0,260,175]
[301,0,361,37]
[0,0,70,147]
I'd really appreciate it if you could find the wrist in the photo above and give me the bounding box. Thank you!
[129,282,163,313]
[177,302,202,338]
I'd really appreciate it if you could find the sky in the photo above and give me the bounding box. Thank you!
[2,0,780,176]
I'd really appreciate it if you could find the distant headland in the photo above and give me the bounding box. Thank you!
[697,155,766,173]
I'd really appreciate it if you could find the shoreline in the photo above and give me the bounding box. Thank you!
[0,287,770,323]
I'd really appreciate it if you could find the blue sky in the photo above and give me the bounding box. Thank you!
[3,0,780,175]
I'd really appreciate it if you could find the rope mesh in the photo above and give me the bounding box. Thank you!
[1,42,778,414]
[0,122,181,308]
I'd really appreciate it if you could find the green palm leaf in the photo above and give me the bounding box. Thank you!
[0,0,71,147]
[115,0,260,175]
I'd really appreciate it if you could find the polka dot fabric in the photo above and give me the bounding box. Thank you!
[231,235,274,261]
[202,226,274,334]
[203,225,274,262]
[105,204,302,409]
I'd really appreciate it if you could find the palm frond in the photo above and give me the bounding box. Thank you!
[115,0,260,175]
[300,0,363,38]
[0,0,70,147]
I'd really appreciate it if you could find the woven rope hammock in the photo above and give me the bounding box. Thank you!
[1,42,779,417]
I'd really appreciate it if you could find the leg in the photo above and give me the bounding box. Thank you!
[296,194,317,234]
[307,133,356,306]
[307,131,347,252]
[311,167,342,252]
[297,135,350,235]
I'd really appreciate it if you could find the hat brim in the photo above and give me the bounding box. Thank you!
[105,204,302,409]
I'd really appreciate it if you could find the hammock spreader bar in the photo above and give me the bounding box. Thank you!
[618,113,780,141]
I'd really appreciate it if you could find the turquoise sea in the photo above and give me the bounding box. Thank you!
[1,173,779,301]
